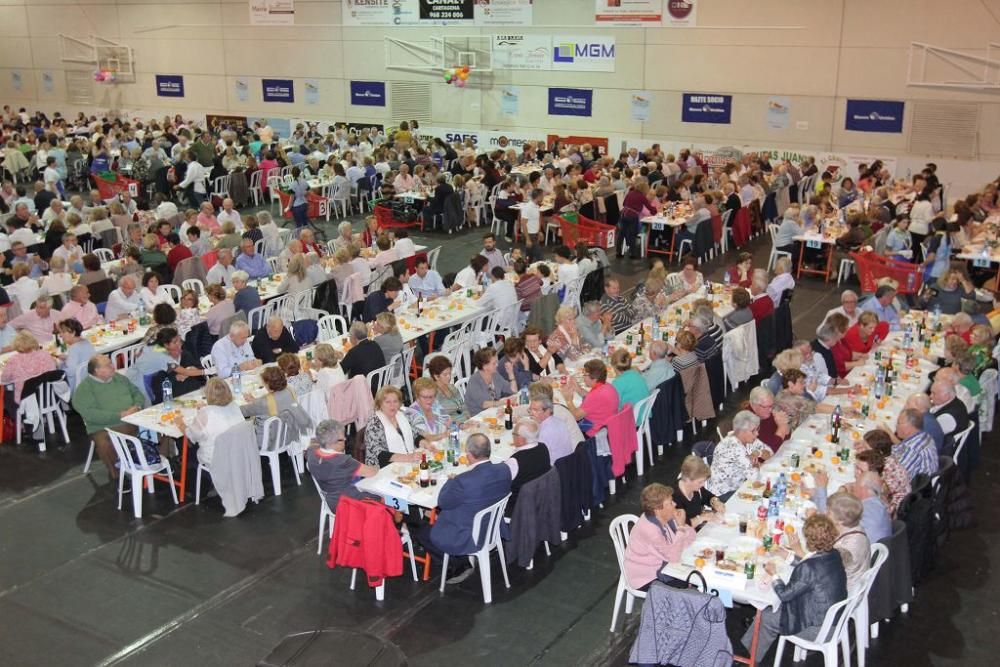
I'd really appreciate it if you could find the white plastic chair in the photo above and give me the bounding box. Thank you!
[349,523,419,601]
[453,376,469,403]
[266,257,280,274]
[631,389,660,477]
[182,278,205,296]
[837,258,855,286]
[112,342,145,370]
[951,423,974,468]
[365,363,394,395]
[317,314,348,342]
[211,175,231,201]
[311,475,336,555]
[259,415,301,496]
[978,368,997,434]
[161,283,182,305]
[608,514,646,631]
[15,380,71,450]
[439,494,511,604]
[850,543,889,667]
[106,428,179,518]
[200,354,217,375]
[248,169,264,206]
[268,175,283,211]
[93,247,116,263]
[427,245,442,273]
[248,304,270,333]
[773,588,864,667]
[767,223,793,272]
[331,180,352,219]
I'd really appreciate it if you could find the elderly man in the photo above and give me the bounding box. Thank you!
[860,284,900,331]
[929,379,971,446]
[705,410,772,499]
[211,321,261,379]
[10,295,61,342]
[577,300,613,349]
[207,248,236,286]
[105,276,142,321]
[42,198,65,225]
[278,239,304,273]
[231,270,262,315]
[393,163,416,192]
[71,354,147,478]
[340,320,386,379]
[504,418,552,514]
[813,470,892,543]
[675,195,711,248]
[748,270,775,321]
[892,407,939,480]
[217,197,242,232]
[235,238,271,280]
[251,315,300,363]
[409,256,445,298]
[6,241,47,279]
[902,392,946,453]
[306,419,377,511]
[748,386,787,452]
[600,278,636,336]
[825,290,860,327]
[51,235,83,273]
[642,340,675,391]
[811,321,841,380]
[528,393,578,464]
[690,307,724,362]
[60,285,100,329]
[414,432,512,583]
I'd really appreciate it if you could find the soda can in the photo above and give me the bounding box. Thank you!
[790,453,800,468]
[762,535,773,550]
[775,518,785,531]
[744,561,756,579]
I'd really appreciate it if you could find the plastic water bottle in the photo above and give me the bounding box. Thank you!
[723,271,731,288]
[903,326,912,349]
[162,379,173,409]
[519,386,529,406]
[933,305,941,328]
[651,318,660,341]
[137,301,146,324]
[602,340,609,356]
[231,365,242,395]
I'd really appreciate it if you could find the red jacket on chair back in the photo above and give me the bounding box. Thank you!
[327,497,403,587]
[606,405,639,478]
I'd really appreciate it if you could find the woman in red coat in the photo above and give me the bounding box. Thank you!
[843,311,890,355]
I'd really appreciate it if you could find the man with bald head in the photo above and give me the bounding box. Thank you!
[929,379,970,449]
[893,407,940,480]
[105,275,141,320]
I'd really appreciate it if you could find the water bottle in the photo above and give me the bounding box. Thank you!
[723,271,731,288]
[162,379,173,409]
[933,305,941,327]
[651,318,660,341]
[768,497,780,518]
[903,326,912,349]
[519,386,529,406]
[602,340,609,356]
[874,376,884,400]
[231,365,242,395]
[137,301,146,325]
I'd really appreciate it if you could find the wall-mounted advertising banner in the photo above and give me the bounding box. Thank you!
[548,88,593,117]
[304,79,319,105]
[664,0,697,27]
[492,34,550,70]
[595,0,662,26]
[767,96,790,130]
[420,0,473,23]
[475,0,533,26]
[41,71,55,94]
[551,36,616,72]
[845,99,905,133]
[350,80,386,107]
[501,86,520,117]
[682,92,732,124]
[235,78,249,102]
[155,74,185,98]
[262,78,295,103]
[11,71,22,91]
[631,91,652,122]
[249,0,294,25]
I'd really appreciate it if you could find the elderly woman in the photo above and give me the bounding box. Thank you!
[465,347,517,415]
[240,366,311,444]
[631,278,667,322]
[766,348,803,395]
[364,385,424,467]
[927,268,975,316]
[311,343,346,398]
[545,305,585,360]
[373,312,404,362]
[522,325,562,376]
[843,310,889,355]
[665,255,704,302]
[307,419,378,511]
[623,483,697,590]
[742,514,847,656]
[427,354,465,419]
[767,255,795,305]
[77,253,109,286]
[175,289,201,339]
[722,287,753,331]
[277,253,312,299]
[139,272,172,310]
[610,348,649,415]
[277,352,314,396]
[55,318,96,390]
[673,455,726,528]
[405,377,451,445]
[705,410,771,500]
[559,359,620,436]
[333,221,356,253]
[203,284,236,336]
[140,233,167,268]
[859,429,910,516]
[175,377,246,467]
[726,251,754,288]
[41,256,73,297]
[1,331,58,412]
[670,329,700,373]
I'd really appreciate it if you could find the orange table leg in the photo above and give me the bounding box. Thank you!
[152,434,189,503]
[796,242,806,280]
[733,608,763,666]
[824,245,834,283]
[669,227,677,262]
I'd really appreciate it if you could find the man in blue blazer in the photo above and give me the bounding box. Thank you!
[416,433,512,582]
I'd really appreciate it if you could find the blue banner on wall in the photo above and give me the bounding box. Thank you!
[350,81,386,107]
[845,99,905,133]
[548,87,592,117]
[155,74,185,98]
[682,93,732,124]
[262,78,295,103]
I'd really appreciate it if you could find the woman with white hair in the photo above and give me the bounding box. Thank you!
[704,410,771,500]
[766,255,795,305]
[308,418,378,511]
[332,220,355,253]
[545,306,585,361]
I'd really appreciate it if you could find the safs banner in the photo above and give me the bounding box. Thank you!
[845,99,904,133]
[682,93,732,124]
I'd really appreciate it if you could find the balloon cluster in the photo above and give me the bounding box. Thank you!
[444,65,471,88]
[93,70,117,83]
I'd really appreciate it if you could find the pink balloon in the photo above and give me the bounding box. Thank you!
[456,79,466,88]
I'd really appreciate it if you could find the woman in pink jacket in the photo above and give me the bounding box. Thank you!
[623,483,697,589]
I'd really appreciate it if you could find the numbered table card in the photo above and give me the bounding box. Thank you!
[806,238,823,250]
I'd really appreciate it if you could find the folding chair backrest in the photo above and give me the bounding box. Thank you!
[609,514,639,582]
[260,415,289,454]
[365,363,394,395]
[317,313,348,342]
[107,428,154,471]
[633,388,659,427]
[112,342,144,370]
[182,278,205,296]
[469,493,511,553]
